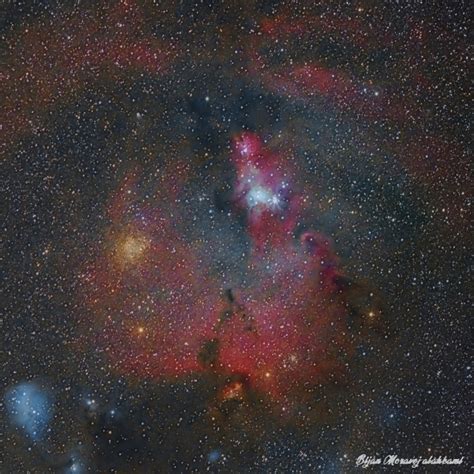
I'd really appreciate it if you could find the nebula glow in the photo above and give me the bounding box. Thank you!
[5,382,53,441]
[80,133,355,401]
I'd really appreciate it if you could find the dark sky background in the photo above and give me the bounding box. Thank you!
[1,1,471,472]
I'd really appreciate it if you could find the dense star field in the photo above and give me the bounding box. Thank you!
[1,1,471,472]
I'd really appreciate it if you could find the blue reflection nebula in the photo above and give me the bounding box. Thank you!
[208,449,221,463]
[5,382,53,441]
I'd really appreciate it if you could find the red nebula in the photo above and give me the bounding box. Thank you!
[247,12,427,125]
[231,132,302,251]
[81,134,354,400]
[1,0,174,151]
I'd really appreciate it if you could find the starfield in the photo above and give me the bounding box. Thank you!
[1,1,471,472]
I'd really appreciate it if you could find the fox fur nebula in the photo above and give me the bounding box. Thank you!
[82,132,360,401]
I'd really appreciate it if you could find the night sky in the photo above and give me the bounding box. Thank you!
[1,1,471,472]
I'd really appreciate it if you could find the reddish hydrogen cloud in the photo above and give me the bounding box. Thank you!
[248,12,425,124]
[2,1,466,220]
[231,132,302,251]
[260,13,392,49]
[243,9,469,218]
[81,133,354,400]
[212,230,349,399]
[1,1,174,152]
[250,49,408,123]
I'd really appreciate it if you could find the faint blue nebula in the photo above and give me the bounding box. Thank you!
[5,381,53,441]
[208,449,221,463]
[67,449,87,473]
